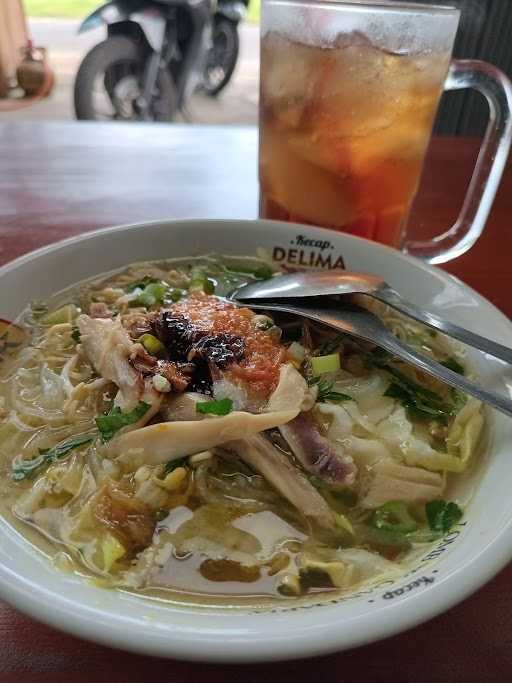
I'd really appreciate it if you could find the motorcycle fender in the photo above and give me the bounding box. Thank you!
[217,2,246,22]
[131,8,166,52]
[78,2,131,33]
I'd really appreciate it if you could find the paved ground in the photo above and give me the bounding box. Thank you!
[1,18,259,123]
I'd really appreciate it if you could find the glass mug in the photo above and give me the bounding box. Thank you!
[259,0,512,263]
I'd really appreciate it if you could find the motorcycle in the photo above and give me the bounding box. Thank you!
[74,0,247,121]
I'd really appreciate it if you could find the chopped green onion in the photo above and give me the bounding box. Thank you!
[426,500,463,534]
[12,433,94,481]
[311,353,340,375]
[96,401,151,442]
[136,282,169,308]
[372,500,418,534]
[167,288,183,303]
[196,398,233,416]
[42,303,79,326]
[138,333,164,355]
[71,327,81,343]
[189,267,216,294]
[204,278,216,295]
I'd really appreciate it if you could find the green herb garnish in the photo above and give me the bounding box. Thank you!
[96,401,151,441]
[384,382,452,422]
[71,327,81,343]
[196,398,233,416]
[12,434,94,481]
[368,354,454,423]
[426,500,463,534]
[310,377,353,403]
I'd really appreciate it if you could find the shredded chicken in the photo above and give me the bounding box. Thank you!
[107,408,300,469]
[280,411,357,488]
[266,363,309,414]
[129,344,191,392]
[77,315,162,420]
[228,435,336,530]
[89,302,113,319]
[121,311,152,339]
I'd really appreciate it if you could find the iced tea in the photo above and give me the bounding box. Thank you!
[259,32,451,247]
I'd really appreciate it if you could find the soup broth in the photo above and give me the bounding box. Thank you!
[0,256,485,604]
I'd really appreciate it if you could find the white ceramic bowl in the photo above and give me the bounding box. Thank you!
[1,219,512,662]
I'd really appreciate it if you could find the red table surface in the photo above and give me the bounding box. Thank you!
[0,122,511,680]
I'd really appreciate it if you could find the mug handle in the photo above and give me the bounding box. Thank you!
[404,60,512,264]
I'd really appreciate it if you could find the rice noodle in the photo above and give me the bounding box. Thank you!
[0,255,485,602]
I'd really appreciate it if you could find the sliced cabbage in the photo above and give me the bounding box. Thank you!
[446,398,484,466]
[331,371,389,406]
[298,546,400,589]
[361,460,444,509]
[375,405,413,451]
[315,402,353,440]
[341,435,392,468]
[102,533,126,572]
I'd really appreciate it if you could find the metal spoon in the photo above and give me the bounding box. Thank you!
[234,270,512,365]
[243,298,512,419]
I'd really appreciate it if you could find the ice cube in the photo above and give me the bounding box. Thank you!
[261,32,323,126]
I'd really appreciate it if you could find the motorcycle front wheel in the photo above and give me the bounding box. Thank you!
[74,36,178,121]
[202,19,239,97]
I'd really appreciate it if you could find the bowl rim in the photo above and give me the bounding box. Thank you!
[0,217,511,663]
